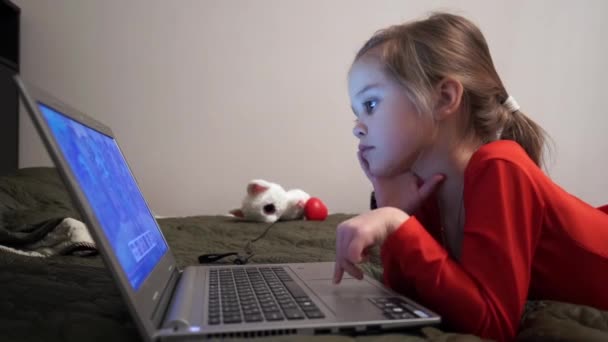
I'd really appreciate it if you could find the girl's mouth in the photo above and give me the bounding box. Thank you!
[358,145,374,153]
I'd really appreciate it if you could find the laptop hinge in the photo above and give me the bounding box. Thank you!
[159,266,201,332]
[151,267,182,328]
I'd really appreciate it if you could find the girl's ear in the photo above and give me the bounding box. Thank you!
[433,77,464,121]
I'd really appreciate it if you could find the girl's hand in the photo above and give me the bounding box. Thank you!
[333,207,409,284]
[358,151,444,213]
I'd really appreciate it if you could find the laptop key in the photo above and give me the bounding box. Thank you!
[297,300,315,308]
[279,301,298,309]
[303,309,325,319]
[223,314,242,324]
[243,308,261,315]
[282,281,307,298]
[244,313,264,322]
[283,308,305,320]
[398,312,416,319]
[241,303,258,310]
[263,312,284,321]
[386,311,415,320]
[261,306,281,313]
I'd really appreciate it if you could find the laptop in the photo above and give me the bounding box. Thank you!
[14,76,440,341]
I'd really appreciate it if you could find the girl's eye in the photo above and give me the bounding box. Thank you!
[363,100,377,114]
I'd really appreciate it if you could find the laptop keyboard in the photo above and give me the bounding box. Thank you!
[207,267,325,325]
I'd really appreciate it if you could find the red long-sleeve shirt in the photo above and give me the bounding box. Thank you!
[381,140,608,342]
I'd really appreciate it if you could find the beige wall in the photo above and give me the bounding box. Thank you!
[14,0,608,217]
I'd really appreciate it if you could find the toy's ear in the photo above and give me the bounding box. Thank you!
[247,181,269,196]
[230,208,244,218]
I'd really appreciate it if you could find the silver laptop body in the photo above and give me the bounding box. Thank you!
[15,76,440,341]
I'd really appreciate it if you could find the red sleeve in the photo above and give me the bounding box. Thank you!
[381,160,543,342]
[598,205,608,214]
[411,194,442,241]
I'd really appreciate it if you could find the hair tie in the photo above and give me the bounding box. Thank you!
[503,95,520,113]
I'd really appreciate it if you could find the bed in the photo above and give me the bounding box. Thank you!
[1,167,607,342]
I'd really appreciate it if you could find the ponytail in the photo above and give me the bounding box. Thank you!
[499,108,549,168]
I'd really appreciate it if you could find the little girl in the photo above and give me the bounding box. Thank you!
[333,12,608,342]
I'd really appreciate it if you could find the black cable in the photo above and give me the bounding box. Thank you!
[244,221,277,255]
[198,221,277,264]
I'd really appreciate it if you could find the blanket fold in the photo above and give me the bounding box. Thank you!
[0,217,97,257]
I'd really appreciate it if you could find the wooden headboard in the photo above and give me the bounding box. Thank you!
[0,0,20,176]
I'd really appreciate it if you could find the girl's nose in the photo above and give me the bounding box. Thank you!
[353,122,367,138]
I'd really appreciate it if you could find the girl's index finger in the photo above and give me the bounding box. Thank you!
[333,262,344,284]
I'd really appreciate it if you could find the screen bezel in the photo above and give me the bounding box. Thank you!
[14,76,178,340]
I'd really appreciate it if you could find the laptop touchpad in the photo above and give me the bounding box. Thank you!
[308,278,385,297]
[307,278,387,319]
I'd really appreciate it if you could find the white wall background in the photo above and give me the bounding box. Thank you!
[14,0,608,217]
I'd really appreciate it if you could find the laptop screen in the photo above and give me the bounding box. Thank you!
[38,102,168,290]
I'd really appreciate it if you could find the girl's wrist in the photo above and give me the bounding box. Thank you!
[382,207,409,238]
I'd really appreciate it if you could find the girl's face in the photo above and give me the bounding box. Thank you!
[348,55,435,178]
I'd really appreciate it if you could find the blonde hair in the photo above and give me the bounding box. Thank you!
[355,12,549,166]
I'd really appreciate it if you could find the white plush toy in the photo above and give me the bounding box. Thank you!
[230,179,312,223]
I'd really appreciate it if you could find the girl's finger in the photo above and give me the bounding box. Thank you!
[340,259,364,280]
[418,174,446,201]
[346,235,368,264]
[333,261,345,284]
[334,223,350,283]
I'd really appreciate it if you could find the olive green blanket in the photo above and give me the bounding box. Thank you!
[1,168,606,342]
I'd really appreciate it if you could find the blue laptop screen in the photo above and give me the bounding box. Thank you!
[38,103,168,290]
